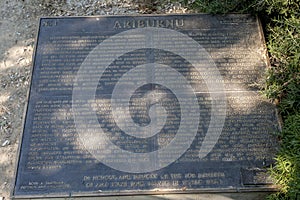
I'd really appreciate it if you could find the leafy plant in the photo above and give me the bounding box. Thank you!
[267,113,300,199]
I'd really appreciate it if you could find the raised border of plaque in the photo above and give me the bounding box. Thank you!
[12,14,280,199]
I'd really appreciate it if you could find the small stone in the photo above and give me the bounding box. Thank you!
[1,140,10,147]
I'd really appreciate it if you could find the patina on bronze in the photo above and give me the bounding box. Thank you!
[13,14,280,199]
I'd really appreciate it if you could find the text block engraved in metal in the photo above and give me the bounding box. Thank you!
[13,14,280,198]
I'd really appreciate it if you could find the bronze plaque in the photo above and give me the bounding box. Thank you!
[13,14,280,199]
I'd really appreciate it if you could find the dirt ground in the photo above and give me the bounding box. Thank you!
[0,0,189,199]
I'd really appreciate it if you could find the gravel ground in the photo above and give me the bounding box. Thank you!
[0,0,190,199]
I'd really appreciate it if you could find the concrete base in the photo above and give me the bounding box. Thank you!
[13,192,276,200]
